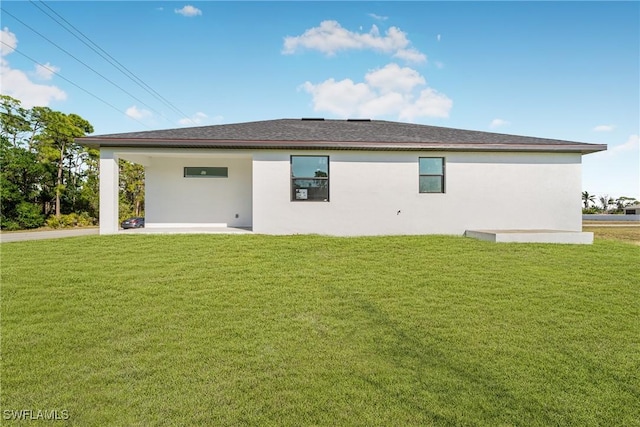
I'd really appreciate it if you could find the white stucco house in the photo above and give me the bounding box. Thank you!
[624,204,640,215]
[77,118,607,243]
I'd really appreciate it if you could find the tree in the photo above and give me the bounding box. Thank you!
[1,96,98,229]
[582,191,596,209]
[0,136,46,222]
[598,195,614,213]
[15,201,44,229]
[0,95,31,147]
[119,160,145,220]
[613,196,639,213]
[77,147,101,217]
[35,110,94,218]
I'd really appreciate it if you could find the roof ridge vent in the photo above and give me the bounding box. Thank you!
[301,117,325,121]
[347,118,371,122]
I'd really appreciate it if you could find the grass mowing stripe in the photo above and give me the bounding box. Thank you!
[1,235,638,426]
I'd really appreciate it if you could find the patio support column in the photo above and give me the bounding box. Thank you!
[99,148,119,234]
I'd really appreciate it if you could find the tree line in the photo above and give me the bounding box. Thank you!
[582,191,638,214]
[1,95,144,230]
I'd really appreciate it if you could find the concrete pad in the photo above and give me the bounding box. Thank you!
[119,226,253,235]
[465,229,594,244]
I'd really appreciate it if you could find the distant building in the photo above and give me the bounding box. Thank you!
[624,204,640,215]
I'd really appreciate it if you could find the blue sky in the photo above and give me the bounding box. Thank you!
[1,1,638,199]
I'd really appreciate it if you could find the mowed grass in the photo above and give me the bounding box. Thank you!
[1,234,638,426]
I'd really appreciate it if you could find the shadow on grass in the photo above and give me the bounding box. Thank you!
[334,289,559,425]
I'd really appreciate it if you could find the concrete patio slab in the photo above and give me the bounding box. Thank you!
[465,229,594,244]
[119,226,253,235]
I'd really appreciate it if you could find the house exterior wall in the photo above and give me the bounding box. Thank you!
[252,151,583,236]
[145,156,252,228]
[99,148,120,234]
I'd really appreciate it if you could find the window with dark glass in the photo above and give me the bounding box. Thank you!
[184,167,228,178]
[419,157,445,193]
[291,156,329,201]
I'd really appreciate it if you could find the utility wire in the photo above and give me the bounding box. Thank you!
[0,41,151,129]
[3,9,173,125]
[28,0,195,124]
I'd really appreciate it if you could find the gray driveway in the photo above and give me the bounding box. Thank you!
[0,228,99,243]
[0,226,252,243]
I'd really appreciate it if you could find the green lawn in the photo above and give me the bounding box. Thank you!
[1,235,638,426]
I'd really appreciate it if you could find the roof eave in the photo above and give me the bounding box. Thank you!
[76,138,607,154]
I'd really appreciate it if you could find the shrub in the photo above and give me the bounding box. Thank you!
[49,214,76,228]
[45,213,95,229]
[16,202,45,229]
[45,216,62,229]
[582,207,600,214]
[61,213,78,228]
[1,219,21,231]
[77,212,95,227]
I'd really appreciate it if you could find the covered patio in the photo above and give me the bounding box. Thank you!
[99,147,253,234]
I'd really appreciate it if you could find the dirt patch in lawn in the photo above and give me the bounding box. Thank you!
[583,223,640,245]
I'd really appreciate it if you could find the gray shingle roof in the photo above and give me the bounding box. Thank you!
[77,118,606,154]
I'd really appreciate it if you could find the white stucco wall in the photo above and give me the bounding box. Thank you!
[145,156,252,228]
[99,148,119,234]
[252,151,583,236]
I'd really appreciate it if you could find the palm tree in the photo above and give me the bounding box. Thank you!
[582,191,596,209]
[598,195,613,213]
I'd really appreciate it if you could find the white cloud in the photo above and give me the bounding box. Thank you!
[437,34,441,42]
[489,119,510,129]
[365,63,425,93]
[178,112,208,126]
[394,48,427,63]
[0,27,17,55]
[0,28,66,108]
[300,63,452,121]
[593,124,615,132]
[0,61,67,108]
[33,62,60,80]
[283,20,426,63]
[398,89,453,121]
[591,134,639,159]
[175,5,202,17]
[125,105,152,120]
[611,134,639,153]
[368,13,388,21]
[301,79,372,118]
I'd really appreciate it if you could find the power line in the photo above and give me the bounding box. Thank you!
[3,8,174,124]
[0,40,151,129]
[28,0,195,123]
